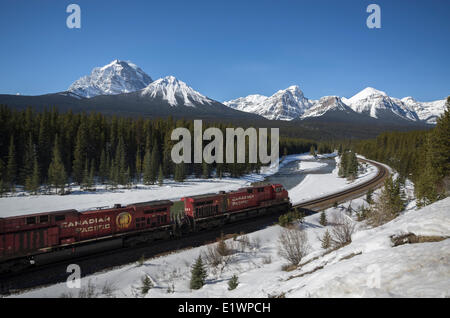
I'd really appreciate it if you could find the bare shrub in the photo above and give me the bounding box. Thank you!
[277,227,310,266]
[78,280,97,298]
[203,237,235,273]
[262,255,272,264]
[216,234,232,256]
[330,213,355,248]
[251,236,261,249]
[100,281,117,298]
[204,244,223,267]
[237,234,250,252]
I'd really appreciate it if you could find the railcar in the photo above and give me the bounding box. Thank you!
[0,184,289,274]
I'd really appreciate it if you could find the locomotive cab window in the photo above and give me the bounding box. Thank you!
[55,215,66,222]
[26,217,36,225]
[39,215,49,223]
[247,189,253,194]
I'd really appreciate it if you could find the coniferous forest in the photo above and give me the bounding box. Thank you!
[345,97,450,207]
[0,105,317,195]
[0,96,448,210]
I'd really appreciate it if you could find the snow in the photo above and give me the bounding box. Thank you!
[225,85,446,123]
[11,192,450,298]
[300,96,350,118]
[68,60,152,98]
[223,85,313,121]
[400,96,447,124]
[140,76,213,107]
[288,156,377,205]
[297,161,327,172]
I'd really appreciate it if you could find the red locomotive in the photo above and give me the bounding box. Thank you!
[0,184,289,273]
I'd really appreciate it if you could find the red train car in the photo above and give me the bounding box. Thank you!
[0,184,290,273]
[0,200,173,271]
[181,184,290,230]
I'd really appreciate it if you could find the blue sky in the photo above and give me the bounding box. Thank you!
[0,0,449,101]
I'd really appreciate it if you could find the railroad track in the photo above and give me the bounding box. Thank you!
[293,158,389,212]
[0,158,389,295]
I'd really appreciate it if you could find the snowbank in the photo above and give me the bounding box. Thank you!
[288,156,378,205]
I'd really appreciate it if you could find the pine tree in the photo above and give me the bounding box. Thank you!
[319,211,327,226]
[217,162,223,179]
[115,137,128,185]
[89,159,95,190]
[135,148,142,184]
[158,165,164,186]
[366,188,374,205]
[48,135,67,194]
[190,256,207,290]
[174,163,185,182]
[143,148,152,185]
[228,274,239,291]
[415,99,450,206]
[310,145,316,157]
[72,124,88,184]
[149,142,160,184]
[140,275,153,295]
[321,230,331,249]
[202,161,210,179]
[369,176,405,226]
[99,149,108,184]
[20,134,36,185]
[26,157,40,194]
[6,135,17,191]
[81,159,90,190]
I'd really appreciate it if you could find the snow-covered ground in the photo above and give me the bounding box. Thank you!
[12,193,449,298]
[289,156,377,205]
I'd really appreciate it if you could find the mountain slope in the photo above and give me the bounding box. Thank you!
[400,96,447,124]
[68,60,153,98]
[140,76,214,107]
[224,86,312,121]
[301,96,353,118]
[343,87,420,122]
[226,85,447,124]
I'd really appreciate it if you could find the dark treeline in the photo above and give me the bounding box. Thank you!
[344,97,450,207]
[0,105,318,194]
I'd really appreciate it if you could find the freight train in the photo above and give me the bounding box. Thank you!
[0,183,290,274]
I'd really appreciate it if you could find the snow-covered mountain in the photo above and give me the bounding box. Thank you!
[224,94,268,113]
[343,87,419,122]
[400,96,447,124]
[226,85,447,124]
[140,76,214,107]
[68,60,153,98]
[224,86,313,121]
[301,96,352,118]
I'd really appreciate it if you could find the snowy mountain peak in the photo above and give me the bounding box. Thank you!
[302,96,351,118]
[348,87,387,101]
[140,76,213,107]
[345,87,418,120]
[400,96,447,124]
[68,60,152,98]
[224,85,312,121]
